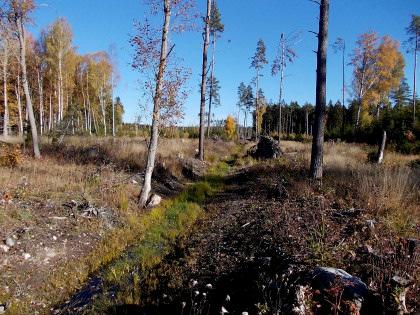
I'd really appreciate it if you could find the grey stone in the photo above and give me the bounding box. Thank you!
[5,237,15,248]
[311,267,368,312]
[390,276,414,314]
[147,194,162,208]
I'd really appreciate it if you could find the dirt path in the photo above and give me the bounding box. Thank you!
[123,165,295,315]
[55,163,296,314]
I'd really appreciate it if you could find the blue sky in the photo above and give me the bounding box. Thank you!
[30,0,420,125]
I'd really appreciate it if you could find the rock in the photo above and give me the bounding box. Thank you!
[389,275,414,314]
[0,304,6,314]
[0,245,9,253]
[311,267,368,312]
[22,253,31,260]
[181,158,207,180]
[248,136,281,159]
[4,237,15,248]
[147,194,162,208]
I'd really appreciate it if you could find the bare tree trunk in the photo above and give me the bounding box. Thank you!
[278,33,285,150]
[198,0,212,161]
[48,92,52,131]
[92,108,99,134]
[255,69,259,140]
[355,65,366,129]
[100,83,106,136]
[15,82,23,135]
[58,52,64,122]
[413,33,418,127]
[376,103,381,120]
[310,0,329,179]
[341,41,346,137]
[207,32,216,138]
[306,109,309,136]
[80,71,87,132]
[139,0,172,207]
[2,39,8,137]
[37,70,44,136]
[377,130,386,164]
[112,74,115,137]
[16,16,41,158]
[86,70,92,135]
[243,111,247,139]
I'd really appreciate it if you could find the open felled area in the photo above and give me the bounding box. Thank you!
[1,0,420,314]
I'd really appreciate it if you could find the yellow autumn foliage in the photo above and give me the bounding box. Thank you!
[224,115,236,140]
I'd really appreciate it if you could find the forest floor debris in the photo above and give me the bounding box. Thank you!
[0,137,236,314]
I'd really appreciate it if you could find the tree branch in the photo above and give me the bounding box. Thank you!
[309,30,319,37]
[309,0,321,5]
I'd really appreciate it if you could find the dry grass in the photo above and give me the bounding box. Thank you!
[0,136,239,314]
[280,140,420,237]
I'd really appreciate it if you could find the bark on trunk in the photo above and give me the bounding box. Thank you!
[341,42,346,138]
[15,82,23,135]
[207,33,216,138]
[413,34,417,127]
[112,74,115,137]
[198,0,212,161]
[255,69,259,140]
[139,0,172,207]
[2,40,8,137]
[377,130,386,164]
[100,83,106,136]
[16,16,41,158]
[278,33,285,150]
[58,52,63,122]
[310,0,329,179]
[37,70,44,135]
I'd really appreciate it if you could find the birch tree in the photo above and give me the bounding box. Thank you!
[8,0,40,158]
[45,18,72,123]
[0,20,11,137]
[350,32,378,128]
[131,0,195,208]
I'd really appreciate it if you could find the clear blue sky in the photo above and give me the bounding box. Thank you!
[30,0,420,126]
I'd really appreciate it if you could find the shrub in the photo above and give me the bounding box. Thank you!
[0,144,22,167]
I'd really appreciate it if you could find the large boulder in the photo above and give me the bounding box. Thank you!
[181,158,207,180]
[248,136,281,159]
[311,267,368,313]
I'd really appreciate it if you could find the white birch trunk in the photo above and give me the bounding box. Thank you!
[16,15,41,158]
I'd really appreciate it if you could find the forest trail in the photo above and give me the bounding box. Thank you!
[132,164,291,314]
[56,152,420,314]
[57,161,294,314]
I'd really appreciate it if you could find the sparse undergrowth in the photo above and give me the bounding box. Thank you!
[0,137,238,314]
[0,138,418,314]
[102,140,419,314]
